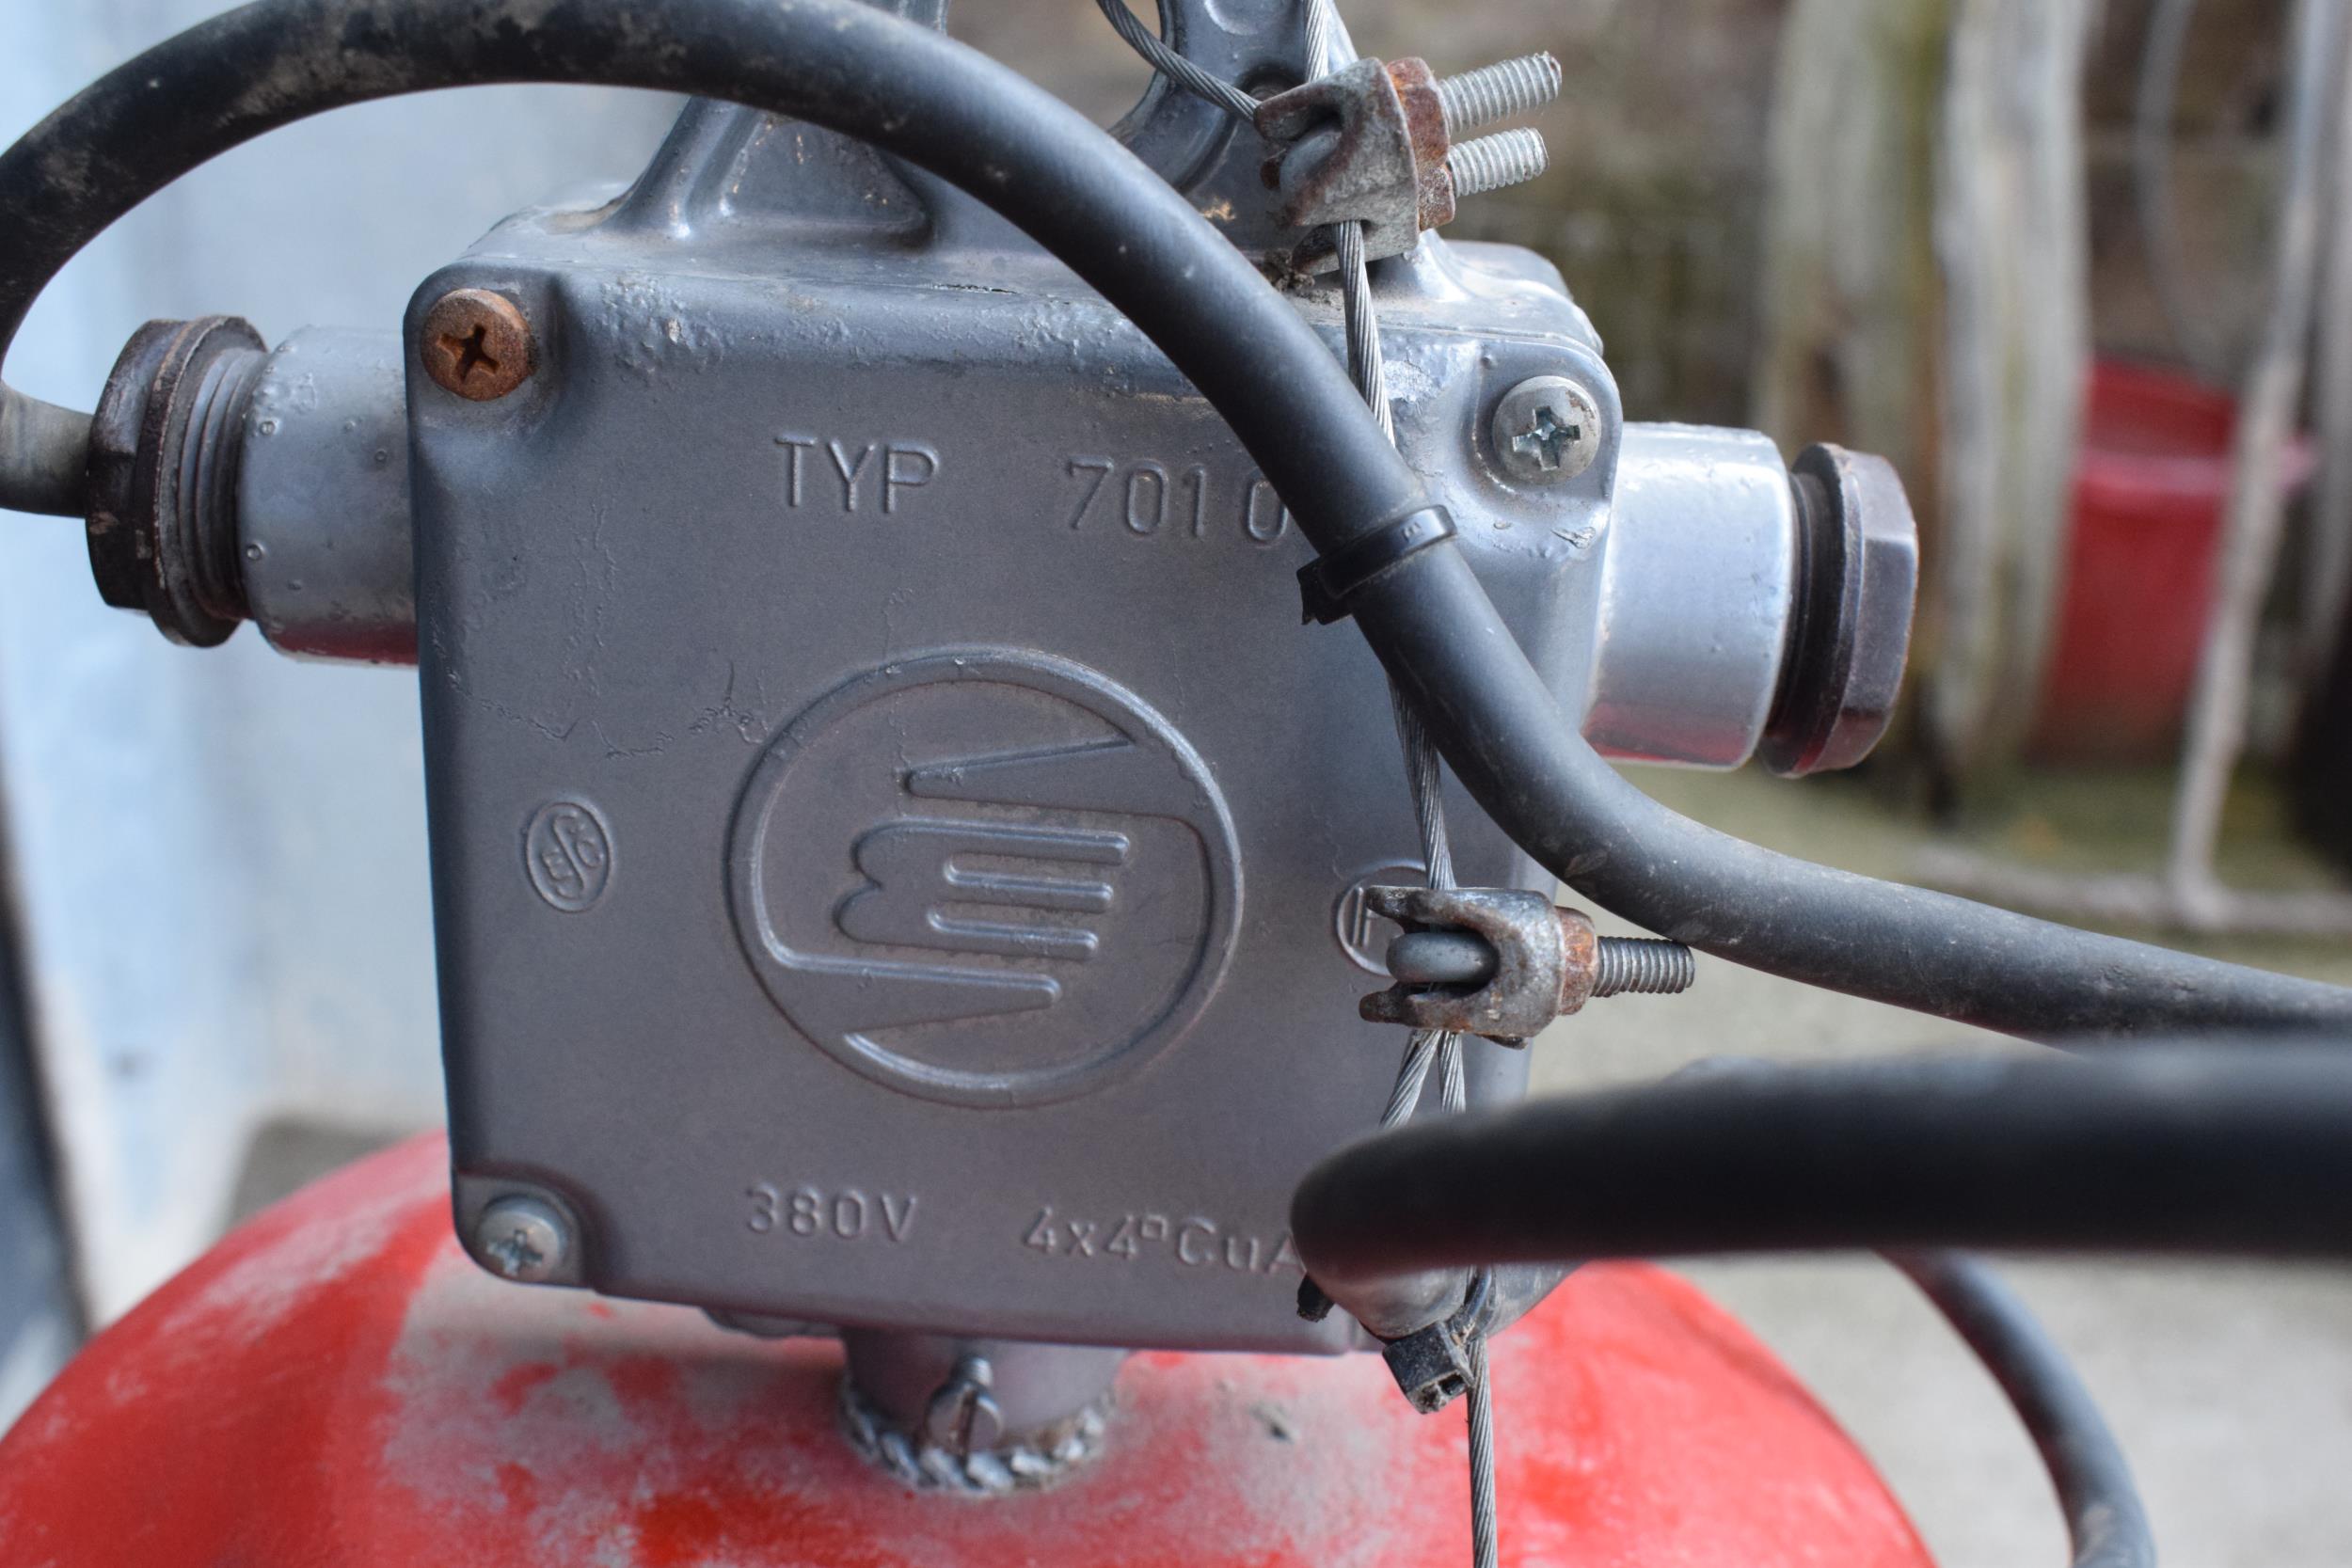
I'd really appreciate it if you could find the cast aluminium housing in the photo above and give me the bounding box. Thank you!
[394,100,1819,1353]
[239,325,1810,769]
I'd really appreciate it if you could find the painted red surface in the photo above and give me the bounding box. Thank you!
[0,1134,1934,1567]
[2033,360,2313,761]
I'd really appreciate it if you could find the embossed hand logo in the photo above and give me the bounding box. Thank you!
[785,737,1176,1035]
[730,653,1240,1107]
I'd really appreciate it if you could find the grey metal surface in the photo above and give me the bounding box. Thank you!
[239,328,417,664]
[1104,0,1310,255]
[387,8,1856,1346]
[410,108,1613,1354]
[1585,422,1804,769]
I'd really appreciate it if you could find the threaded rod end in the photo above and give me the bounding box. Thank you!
[1592,938,1696,999]
[1446,129,1549,198]
[1437,53,1563,138]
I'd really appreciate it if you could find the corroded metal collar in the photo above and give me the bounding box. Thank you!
[83,315,266,647]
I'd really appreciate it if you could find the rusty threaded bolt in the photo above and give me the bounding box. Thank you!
[420,288,534,401]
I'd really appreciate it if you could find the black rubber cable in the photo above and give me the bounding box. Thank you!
[1348,544,2352,1040]
[2,0,2350,1043]
[1895,1253,2157,1568]
[1290,1049,2352,1291]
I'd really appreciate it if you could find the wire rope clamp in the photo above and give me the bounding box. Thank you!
[1255,57,1454,271]
[1378,1270,1495,1414]
[1358,886,1597,1043]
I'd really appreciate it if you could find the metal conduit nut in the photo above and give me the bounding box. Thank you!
[83,316,267,647]
[1760,444,1921,777]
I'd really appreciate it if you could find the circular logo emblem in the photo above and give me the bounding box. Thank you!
[524,799,613,913]
[729,651,1242,1108]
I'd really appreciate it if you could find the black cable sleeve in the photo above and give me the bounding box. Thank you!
[1348,547,2352,1039]
[1291,1050,2352,1291]
[0,388,86,517]
[1894,1253,2157,1568]
[2,0,2348,1040]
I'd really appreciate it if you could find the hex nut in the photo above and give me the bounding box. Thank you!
[420,288,534,401]
[1490,376,1600,484]
[1759,444,1921,777]
[469,1195,569,1284]
[1385,57,1458,233]
[83,316,268,647]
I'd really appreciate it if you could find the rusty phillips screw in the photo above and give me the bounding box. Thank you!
[420,288,534,401]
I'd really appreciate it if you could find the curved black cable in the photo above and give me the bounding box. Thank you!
[1895,1253,2156,1568]
[1348,545,2352,1040]
[2,0,2350,1043]
[1290,1049,2352,1294]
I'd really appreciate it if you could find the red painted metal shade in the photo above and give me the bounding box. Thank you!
[1,1133,1933,1567]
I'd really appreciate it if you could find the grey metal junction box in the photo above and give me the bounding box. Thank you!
[411,103,1803,1354]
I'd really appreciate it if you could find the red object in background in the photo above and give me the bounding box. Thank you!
[0,1133,1934,1567]
[2031,360,2313,762]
